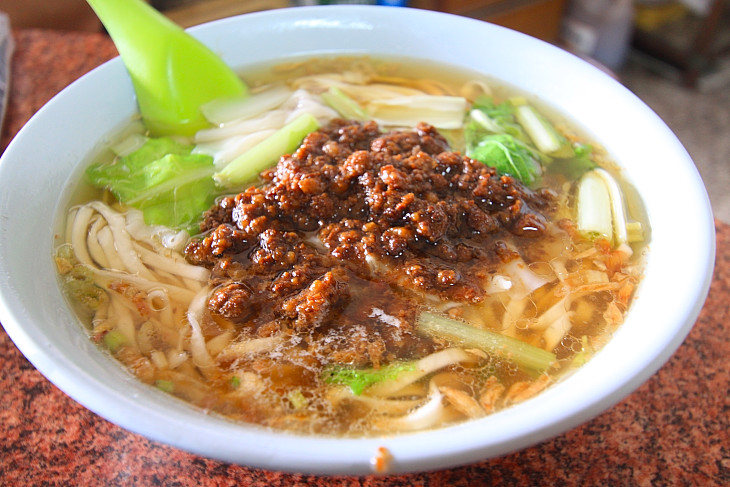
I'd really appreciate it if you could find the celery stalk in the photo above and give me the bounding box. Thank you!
[368,95,467,129]
[201,84,290,126]
[576,169,613,242]
[626,221,644,243]
[593,168,629,246]
[417,311,556,375]
[322,86,368,121]
[577,168,643,246]
[514,104,573,158]
[214,113,320,187]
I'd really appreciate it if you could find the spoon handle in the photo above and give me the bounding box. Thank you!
[86,0,247,136]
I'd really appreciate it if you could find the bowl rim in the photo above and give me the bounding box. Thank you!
[0,5,716,475]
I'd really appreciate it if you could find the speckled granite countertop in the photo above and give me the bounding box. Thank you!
[0,29,728,486]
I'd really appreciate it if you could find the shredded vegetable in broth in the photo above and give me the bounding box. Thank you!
[54,57,647,436]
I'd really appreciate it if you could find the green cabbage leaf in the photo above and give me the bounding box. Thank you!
[85,137,217,233]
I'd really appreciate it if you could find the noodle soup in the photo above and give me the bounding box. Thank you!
[54,57,647,437]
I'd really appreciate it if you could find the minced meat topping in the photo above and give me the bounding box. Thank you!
[185,120,555,366]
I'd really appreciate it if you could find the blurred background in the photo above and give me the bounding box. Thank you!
[0,0,728,222]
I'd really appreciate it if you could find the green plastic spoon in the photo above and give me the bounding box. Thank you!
[86,0,248,136]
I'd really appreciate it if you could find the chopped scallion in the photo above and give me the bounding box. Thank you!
[103,330,127,353]
[155,379,175,393]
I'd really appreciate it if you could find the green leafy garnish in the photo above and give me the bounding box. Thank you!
[464,97,543,186]
[323,361,417,396]
[468,96,526,140]
[85,137,218,232]
[467,133,542,186]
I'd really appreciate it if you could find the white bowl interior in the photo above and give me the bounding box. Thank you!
[0,6,715,475]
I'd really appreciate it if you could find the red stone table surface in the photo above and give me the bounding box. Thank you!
[0,29,728,486]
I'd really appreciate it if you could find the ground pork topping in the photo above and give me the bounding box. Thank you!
[184,120,555,366]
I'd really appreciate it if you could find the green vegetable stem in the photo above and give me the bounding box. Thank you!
[214,113,320,188]
[513,103,574,158]
[576,168,644,247]
[417,311,556,376]
[323,361,417,396]
[322,87,368,121]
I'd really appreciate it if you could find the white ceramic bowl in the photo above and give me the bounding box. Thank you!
[0,6,715,475]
